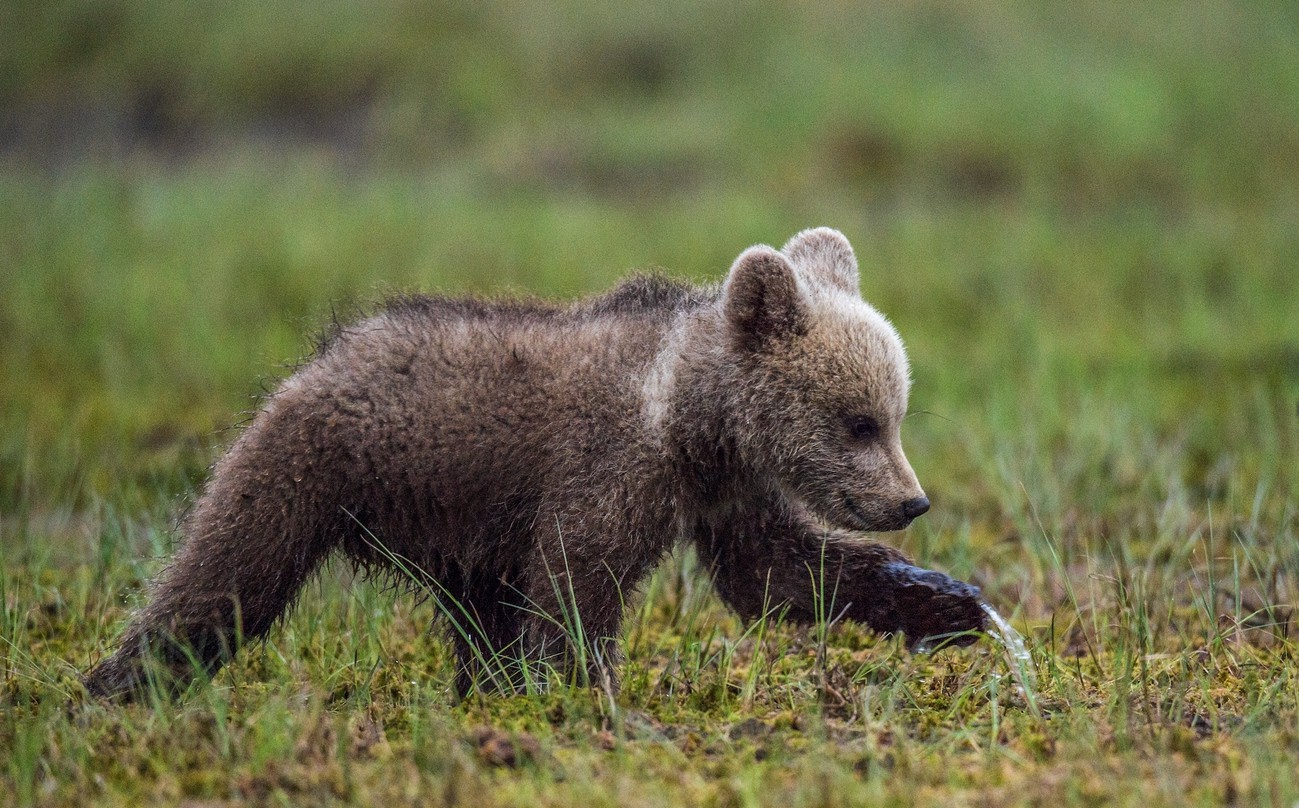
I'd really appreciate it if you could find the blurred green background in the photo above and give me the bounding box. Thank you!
[1,0,1296,540]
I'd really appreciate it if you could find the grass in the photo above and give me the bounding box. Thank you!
[2,0,1299,805]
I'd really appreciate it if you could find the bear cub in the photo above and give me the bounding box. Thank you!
[84,227,986,700]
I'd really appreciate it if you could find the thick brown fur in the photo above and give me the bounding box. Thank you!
[83,228,985,701]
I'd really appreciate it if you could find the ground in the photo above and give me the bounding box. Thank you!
[2,2,1298,806]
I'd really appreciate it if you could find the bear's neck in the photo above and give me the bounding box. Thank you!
[643,311,752,510]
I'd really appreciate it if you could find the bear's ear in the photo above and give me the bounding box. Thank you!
[781,227,859,296]
[722,245,808,349]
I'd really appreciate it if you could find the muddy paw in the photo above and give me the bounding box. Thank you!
[881,562,987,651]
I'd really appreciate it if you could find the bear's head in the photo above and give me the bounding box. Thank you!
[721,227,929,532]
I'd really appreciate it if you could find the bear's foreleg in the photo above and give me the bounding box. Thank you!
[695,505,986,648]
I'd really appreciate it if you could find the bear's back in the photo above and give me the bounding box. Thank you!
[574,273,716,319]
[295,273,713,468]
[373,272,714,331]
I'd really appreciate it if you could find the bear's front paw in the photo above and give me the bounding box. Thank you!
[880,562,987,651]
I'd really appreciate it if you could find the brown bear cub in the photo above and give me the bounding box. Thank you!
[84,227,987,700]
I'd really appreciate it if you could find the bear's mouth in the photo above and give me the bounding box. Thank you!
[842,494,876,529]
[842,493,909,532]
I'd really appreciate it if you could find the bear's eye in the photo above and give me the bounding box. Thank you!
[846,415,880,442]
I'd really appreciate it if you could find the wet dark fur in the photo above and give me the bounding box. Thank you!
[83,230,985,701]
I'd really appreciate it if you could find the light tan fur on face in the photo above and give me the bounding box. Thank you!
[713,228,925,532]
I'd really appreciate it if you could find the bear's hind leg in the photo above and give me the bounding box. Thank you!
[83,399,342,701]
[448,584,530,697]
[517,560,626,693]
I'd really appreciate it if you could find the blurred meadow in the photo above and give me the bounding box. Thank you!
[2,1,1298,805]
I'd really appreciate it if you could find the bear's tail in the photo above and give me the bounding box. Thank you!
[83,394,342,701]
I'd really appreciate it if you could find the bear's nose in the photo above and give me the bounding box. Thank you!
[901,496,930,519]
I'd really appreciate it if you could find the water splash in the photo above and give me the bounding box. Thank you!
[980,602,1041,718]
